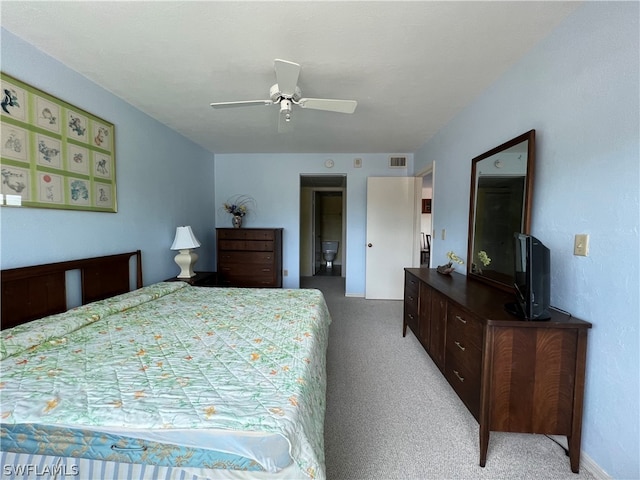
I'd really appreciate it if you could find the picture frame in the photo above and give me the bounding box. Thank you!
[1,72,116,212]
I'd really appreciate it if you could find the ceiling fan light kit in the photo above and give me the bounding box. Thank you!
[210,59,357,131]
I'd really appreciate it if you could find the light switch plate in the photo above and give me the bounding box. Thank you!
[574,234,589,256]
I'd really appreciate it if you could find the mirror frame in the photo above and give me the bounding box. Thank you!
[466,129,536,292]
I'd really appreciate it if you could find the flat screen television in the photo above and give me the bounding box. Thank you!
[505,233,551,321]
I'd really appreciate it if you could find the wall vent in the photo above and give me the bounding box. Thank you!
[389,156,407,168]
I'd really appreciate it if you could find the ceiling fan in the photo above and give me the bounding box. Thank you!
[210,59,358,132]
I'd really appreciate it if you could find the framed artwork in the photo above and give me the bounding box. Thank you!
[1,72,116,212]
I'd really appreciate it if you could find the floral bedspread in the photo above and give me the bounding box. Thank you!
[0,283,331,479]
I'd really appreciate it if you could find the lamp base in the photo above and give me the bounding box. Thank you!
[174,249,198,278]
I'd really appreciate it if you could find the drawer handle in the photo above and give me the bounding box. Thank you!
[261,268,271,272]
[453,370,465,383]
[454,341,466,351]
[456,315,467,324]
[408,313,414,320]
[408,296,414,301]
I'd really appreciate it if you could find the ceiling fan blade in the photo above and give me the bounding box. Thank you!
[274,59,301,97]
[210,100,273,109]
[298,98,357,114]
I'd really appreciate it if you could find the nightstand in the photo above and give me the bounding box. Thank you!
[164,271,222,287]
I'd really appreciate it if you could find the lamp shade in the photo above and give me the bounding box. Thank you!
[171,226,201,250]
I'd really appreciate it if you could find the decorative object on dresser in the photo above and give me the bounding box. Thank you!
[216,228,283,287]
[0,72,116,212]
[403,268,591,473]
[170,225,201,278]
[436,251,464,275]
[222,194,256,228]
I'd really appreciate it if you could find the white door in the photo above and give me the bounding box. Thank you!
[365,177,420,299]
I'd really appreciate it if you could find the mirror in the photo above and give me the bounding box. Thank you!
[467,130,536,291]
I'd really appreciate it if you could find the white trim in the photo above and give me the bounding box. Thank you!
[549,435,611,479]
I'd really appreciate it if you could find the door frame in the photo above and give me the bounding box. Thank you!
[415,161,436,267]
[299,178,347,278]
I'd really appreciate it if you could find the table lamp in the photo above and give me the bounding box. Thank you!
[170,226,201,278]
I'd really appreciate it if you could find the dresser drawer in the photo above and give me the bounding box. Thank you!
[445,303,483,418]
[405,272,420,301]
[447,303,483,351]
[446,337,482,419]
[217,229,276,241]
[218,240,274,252]
[444,355,481,419]
[404,286,419,312]
[446,336,481,381]
[218,251,275,266]
[404,299,419,336]
[446,306,482,379]
[403,273,420,335]
[219,265,275,277]
[221,272,277,287]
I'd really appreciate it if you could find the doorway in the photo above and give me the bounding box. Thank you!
[416,162,435,268]
[313,191,343,276]
[299,175,346,279]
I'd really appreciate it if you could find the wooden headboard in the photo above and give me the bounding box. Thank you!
[1,250,142,330]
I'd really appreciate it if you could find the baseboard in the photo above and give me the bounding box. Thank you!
[549,435,611,479]
[345,292,364,298]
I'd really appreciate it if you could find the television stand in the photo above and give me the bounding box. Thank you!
[403,268,592,473]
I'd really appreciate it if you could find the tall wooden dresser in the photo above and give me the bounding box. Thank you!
[216,228,283,287]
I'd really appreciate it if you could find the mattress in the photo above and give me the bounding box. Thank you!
[0,282,331,479]
[0,451,305,480]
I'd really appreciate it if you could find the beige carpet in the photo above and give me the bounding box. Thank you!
[301,275,596,480]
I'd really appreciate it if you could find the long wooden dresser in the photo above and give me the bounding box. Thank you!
[216,228,283,287]
[403,268,591,473]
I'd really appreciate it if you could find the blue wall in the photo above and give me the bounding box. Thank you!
[0,29,216,284]
[414,3,639,478]
[214,153,412,293]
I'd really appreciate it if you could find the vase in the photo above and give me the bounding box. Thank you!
[231,215,243,228]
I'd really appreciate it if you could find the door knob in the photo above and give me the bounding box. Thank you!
[368,243,373,247]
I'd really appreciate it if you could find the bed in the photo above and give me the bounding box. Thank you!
[0,251,331,479]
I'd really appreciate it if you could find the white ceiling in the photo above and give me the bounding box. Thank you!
[1,1,581,155]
